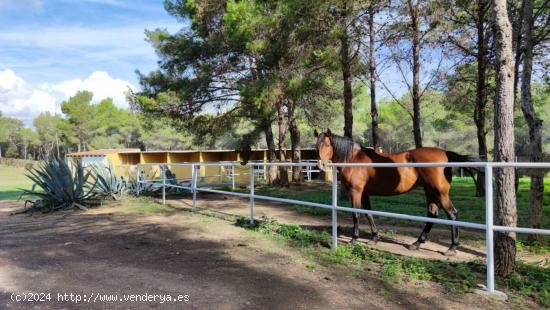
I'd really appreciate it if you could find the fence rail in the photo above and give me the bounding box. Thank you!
[136,160,550,295]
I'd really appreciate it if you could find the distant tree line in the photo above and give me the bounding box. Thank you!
[0,90,197,160]
[4,82,546,162]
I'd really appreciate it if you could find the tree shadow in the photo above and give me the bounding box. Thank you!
[0,211,327,309]
[0,200,499,309]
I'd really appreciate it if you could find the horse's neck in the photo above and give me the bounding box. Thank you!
[336,143,369,163]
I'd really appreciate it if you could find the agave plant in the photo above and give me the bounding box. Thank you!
[125,167,185,197]
[127,181,162,196]
[21,158,101,212]
[89,163,126,200]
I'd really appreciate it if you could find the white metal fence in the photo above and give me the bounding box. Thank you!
[136,160,550,295]
[131,160,321,188]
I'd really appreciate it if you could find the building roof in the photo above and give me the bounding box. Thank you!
[66,149,141,157]
[67,147,317,157]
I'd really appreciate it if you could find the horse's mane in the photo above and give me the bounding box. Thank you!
[324,134,373,162]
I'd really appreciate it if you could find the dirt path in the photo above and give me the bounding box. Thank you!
[166,195,488,262]
[165,193,548,266]
[0,200,513,310]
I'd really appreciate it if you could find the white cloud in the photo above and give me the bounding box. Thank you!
[0,69,136,126]
[48,71,136,108]
[0,69,22,90]
[0,69,58,125]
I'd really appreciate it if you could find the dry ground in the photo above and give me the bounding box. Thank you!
[166,194,549,265]
[0,199,517,310]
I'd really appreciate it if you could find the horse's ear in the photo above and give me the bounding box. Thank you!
[326,128,332,136]
[314,129,319,137]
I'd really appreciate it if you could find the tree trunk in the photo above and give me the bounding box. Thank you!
[368,6,379,149]
[24,144,27,160]
[288,99,302,183]
[340,0,353,139]
[277,98,289,187]
[519,0,544,244]
[0,144,2,158]
[264,121,279,185]
[491,0,517,277]
[55,132,60,158]
[513,0,525,108]
[474,0,488,197]
[409,0,422,148]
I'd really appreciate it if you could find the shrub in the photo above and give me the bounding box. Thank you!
[0,157,38,168]
[90,163,125,200]
[21,158,101,212]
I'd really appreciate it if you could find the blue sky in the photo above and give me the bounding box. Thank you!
[0,0,182,125]
[0,0,180,84]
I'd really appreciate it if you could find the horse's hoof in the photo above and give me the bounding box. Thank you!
[350,238,358,245]
[444,249,457,257]
[370,235,379,245]
[407,242,421,251]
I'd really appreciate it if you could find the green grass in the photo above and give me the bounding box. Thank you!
[236,217,550,307]
[0,165,34,200]
[251,177,550,241]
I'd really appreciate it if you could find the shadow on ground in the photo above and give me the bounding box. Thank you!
[0,201,510,310]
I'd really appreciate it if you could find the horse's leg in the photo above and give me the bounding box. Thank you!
[440,194,459,256]
[350,190,362,244]
[408,197,438,250]
[361,192,378,243]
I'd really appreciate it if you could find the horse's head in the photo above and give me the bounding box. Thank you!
[314,128,334,171]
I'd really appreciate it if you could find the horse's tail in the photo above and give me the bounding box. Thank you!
[445,151,482,165]
[445,151,484,187]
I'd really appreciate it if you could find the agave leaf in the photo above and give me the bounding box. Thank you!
[88,162,125,199]
[22,158,105,212]
[73,202,88,211]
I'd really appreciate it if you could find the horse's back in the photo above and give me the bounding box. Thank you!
[361,147,450,196]
[358,149,419,195]
[365,147,447,163]
[406,147,449,162]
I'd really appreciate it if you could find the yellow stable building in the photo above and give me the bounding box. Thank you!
[66,148,326,184]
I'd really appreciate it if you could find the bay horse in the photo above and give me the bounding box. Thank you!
[314,129,479,256]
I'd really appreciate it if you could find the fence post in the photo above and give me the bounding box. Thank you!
[331,166,338,249]
[231,163,235,190]
[162,164,166,205]
[249,164,255,225]
[192,164,197,211]
[485,164,494,293]
[136,164,141,195]
[263,162,267,181]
